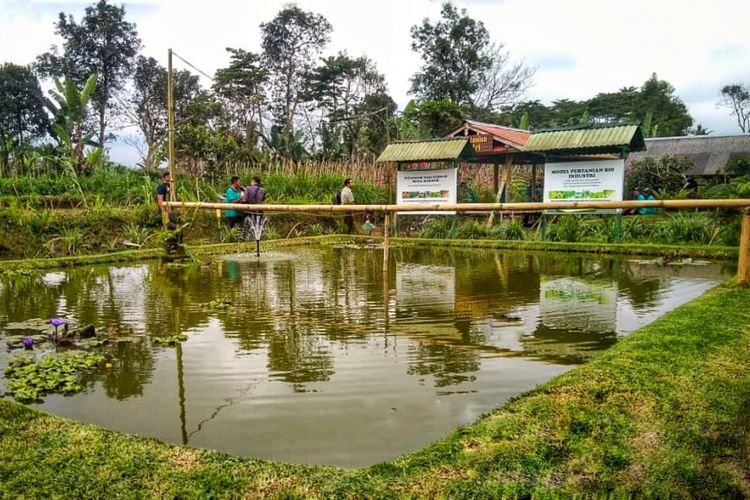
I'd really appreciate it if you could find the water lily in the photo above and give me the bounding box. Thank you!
[49,317,67,340]
[22,337,33,349]
[49,318,66,328]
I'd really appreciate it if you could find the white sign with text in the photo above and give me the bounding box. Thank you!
[396,168,457,215]
[543,159,625,203]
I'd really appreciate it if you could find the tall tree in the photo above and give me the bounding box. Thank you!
[720,83,750,133]
[213,48,268,154]
[125,56,201,171]
[634,73,692,137]
[307,53,388,161]
[410,2,532,113]
[35,0,141,147]
[0,63,49,145]
[260,6,331,157]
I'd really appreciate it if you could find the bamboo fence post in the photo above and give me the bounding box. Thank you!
[383,212,391,270]
[738,208,750,286]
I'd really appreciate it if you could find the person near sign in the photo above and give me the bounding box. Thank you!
[341,178,355,233]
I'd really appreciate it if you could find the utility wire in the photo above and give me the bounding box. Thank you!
[171,51,216,81]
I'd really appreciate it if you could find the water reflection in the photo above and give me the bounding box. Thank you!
[0,248,733,467]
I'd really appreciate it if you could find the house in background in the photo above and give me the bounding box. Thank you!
[626,134,750,178]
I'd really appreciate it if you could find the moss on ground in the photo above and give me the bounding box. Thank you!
[0,281,748,497]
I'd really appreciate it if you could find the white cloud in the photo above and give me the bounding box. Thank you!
[1,0,749,164]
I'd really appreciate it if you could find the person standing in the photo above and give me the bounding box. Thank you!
[156,171,172,220]
[224,175,245,228]
[642,187,658,215]
[341,178,355,234]
[242,176,267,240]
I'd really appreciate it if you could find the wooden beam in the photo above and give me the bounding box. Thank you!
[165,199,750,213]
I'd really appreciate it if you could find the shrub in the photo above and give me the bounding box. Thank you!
[455,219,487,240]
[655,212,723,245]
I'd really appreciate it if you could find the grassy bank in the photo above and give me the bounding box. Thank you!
[0,281,748,497]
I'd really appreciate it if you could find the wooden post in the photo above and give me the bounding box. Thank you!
[383,212,391,272]
[493,163,499,195]
[738,208,750,286]
[167,48,176,202]
[487,154,513,227]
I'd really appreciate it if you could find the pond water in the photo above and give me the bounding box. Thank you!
[0,247,734,468]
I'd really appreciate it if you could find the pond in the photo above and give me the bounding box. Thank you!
[0,247,734,468]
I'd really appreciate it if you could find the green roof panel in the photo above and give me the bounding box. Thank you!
[376,138,476,162]
[523,125,645,154]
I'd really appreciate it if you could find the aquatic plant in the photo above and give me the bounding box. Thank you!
[200,299,232,310]
[4,352,105,402]
[22,337,33,349]
[151,334,188,347]
[49,317,67,340]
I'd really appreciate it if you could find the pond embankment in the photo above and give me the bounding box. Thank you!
[0,270,747,497]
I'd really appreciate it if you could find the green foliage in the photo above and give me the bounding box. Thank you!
[719,83,750,133]
[4,352,105,402]
[488,220,526,240]
[656,212,723,245]
[454,218,488,239]
[419,216,456,239]
[547,214,585,242]
[152,334,188,347]
[0,63,49,149]
[409,2,532,113]
[626,155,693,197]
[503,74,693,134]
[200,299,232,310]
[35,0,142,146]
[261,5,331,158]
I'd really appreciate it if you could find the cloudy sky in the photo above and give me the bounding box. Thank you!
[1,0,749,165]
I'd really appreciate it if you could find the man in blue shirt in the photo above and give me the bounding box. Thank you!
[224,176,245,227]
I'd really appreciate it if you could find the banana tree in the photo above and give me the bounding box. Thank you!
[48,74,97,173]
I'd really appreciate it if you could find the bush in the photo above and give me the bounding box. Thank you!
[455,219,488,240]
[655,212,723,245]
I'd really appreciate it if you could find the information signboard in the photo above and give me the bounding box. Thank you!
[543,159,625,204]
[396,167,457,215]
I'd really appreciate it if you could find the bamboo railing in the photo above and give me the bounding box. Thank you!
[165,199,750,286]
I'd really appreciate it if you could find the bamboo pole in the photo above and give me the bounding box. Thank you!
[165,199,750,213]
[167,48,176,202]
[487,155,513,227]
[738,208,750,286]
[383,212,390,272]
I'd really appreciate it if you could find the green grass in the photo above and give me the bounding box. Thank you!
[0,279,748,497]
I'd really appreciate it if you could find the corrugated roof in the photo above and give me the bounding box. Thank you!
[443,120,531,149]
[627,134,750,175]
[376,138,476,162]
[523,125,645,154]
[464,120,531,148]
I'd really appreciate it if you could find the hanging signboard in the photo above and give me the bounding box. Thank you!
[396,167,457,215]
[543,159,625,203]
[469,134,493,153]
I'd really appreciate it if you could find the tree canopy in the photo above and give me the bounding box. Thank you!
[35,0,141,147]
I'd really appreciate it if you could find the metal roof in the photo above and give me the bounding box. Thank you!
[444,120,531,149]
[522,125,645,154]
[376,138,476,163]
[627,134,750,176]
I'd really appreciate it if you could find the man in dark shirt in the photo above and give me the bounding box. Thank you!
[156,171,172,216]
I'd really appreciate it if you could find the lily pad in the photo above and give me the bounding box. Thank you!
[3,318,52,333]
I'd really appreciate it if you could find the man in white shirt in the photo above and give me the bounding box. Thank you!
[341,178,355,233]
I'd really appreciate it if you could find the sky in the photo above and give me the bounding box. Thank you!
[1,0,749,165]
